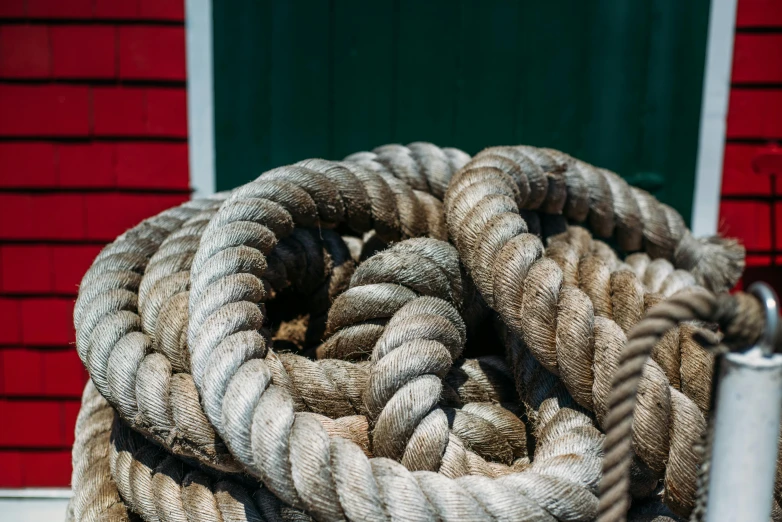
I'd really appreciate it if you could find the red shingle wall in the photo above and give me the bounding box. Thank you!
[0,0,188,488]
[721,0,782,293]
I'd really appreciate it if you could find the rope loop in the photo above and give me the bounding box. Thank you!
[67,142,758,522]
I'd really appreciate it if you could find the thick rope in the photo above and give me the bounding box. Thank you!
[73,197,244,470]
[183,173,608,517]
[75,206,529,478]
[74,203,366,471]
[317,238,465,360]
[186,241,603,519]
[69,142,752,521]
[446,146,744,293]
[444,160,743,512]
[70,381,306,522]
[72,313,604,521]
[598,291,779,522]
[545,227,716,414]
[108,414,299,522]
[78,347,603,521]
[70,364,532,522]
[67,381,136,522]
[449,216,710,511]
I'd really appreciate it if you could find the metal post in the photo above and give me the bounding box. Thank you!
[706,283,782,522]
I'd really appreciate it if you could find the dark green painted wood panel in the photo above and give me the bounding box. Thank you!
[212,0,272,184]
[513,1,596,153]
[212,0,710,222]
[454,0,523,148]
[392,0,461,145]
[332,0,395,155]
[269,0,332,167]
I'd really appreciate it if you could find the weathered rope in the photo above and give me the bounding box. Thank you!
[545,227,717,414]
[67,381,136,522]
[445,146,744,292]
[72,306,604,521]
[68,381,305,522]
[74,197,245,471]
[598,291,781,522]
[69,141,751,521]
[74,205,364,471]
[69,362,530,522]
[448,211,715,512]
[184,245,603,519]
[108,412,300,522]
[317,237,465,361]
[75,204,527,477]
[77,345,604,521]
[443,154,752,514]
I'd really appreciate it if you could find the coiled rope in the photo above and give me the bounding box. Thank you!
[599,291,782,522]
[68,142,761,522]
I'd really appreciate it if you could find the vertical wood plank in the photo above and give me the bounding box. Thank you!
[393,0,461,146]
[269,0,332,167]
[452,0,521,153]
[640,0,710,222]
[212,0,272,191]
[513,1,597,157]
[578,0,652,175]
[332,0,395,157]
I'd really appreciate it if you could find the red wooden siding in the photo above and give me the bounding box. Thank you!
[0,0,183,21]
[722,144,782,195]
[736,0,782,28]
[732,34,782,83]
[721,0,782,294]
[0,0,188,488]
[726,90,782,139]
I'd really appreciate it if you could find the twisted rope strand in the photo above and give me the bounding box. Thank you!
[598,291,775,522]
[70,141,754,521]
[68,382,136,522]
[187,210,605,519]
[109,413,295,522]
[546,228,717,415]
[76,205,519,475]
[74,197,242,471]
[447,145,744,292]
[444,160,743,513]
[76,198,362,470]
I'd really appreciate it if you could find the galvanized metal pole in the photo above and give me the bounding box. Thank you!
[705,283,782,522]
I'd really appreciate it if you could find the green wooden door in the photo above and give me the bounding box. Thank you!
[212,0,710,223]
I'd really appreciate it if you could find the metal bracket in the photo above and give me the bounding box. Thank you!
[705,282,782,522]
[749,282,780,356]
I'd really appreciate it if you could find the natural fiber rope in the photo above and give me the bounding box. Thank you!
[70,379,669,522]
[178,145,622,519]
[184,239,603,519]
[70,381,303,522]
[109,412,300,522]
[545,227,717,414]
[67,381,137,522]
[445,146,744,292]
[75,198,530,477]
[69,358,534,522]
[69,142,752,521]
[445,185,723,513]
[75,345,604,521]
[70,309,604,521]
[598,291,782,522]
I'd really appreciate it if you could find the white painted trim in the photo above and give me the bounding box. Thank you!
[0,489,71,521]
[0,498,69,521]
[0,488,71,499]
[185,0,216,197]
[692,0,738,237]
